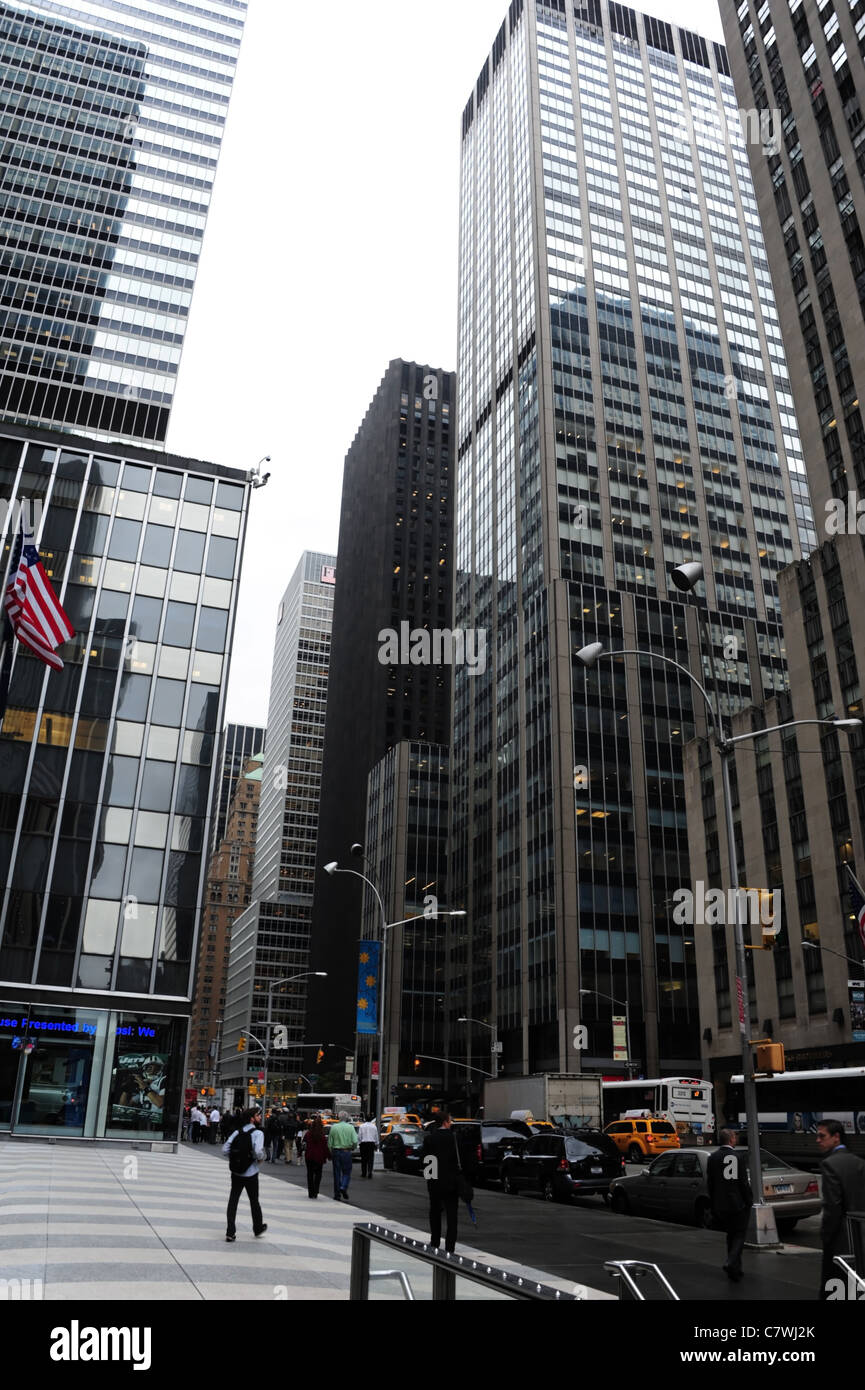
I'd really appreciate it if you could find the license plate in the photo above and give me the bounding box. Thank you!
[773,1184,794,1195]
[591,1166,603,1174]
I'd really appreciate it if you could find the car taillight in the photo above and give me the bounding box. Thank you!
[558,1158,569,1171]
[806,1180,818,1194]
[476,1145,482,1163]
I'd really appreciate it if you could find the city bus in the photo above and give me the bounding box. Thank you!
[725,1067,865,1168]
[293,1092,362,1119]
[602,1077,715,1141]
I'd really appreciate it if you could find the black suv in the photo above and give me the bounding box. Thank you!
[453,1119,534,1184]
[501,1129,625,1202]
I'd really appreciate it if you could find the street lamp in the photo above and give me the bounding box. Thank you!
[323,857,466,1137]
[576,569,861,1249]
[457,1016,500,1079]
[261,971,327,1116]
[802,940,864,972]
[579,988,634,1078]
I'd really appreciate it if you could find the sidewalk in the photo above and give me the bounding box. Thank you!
[0,1141,614,1301]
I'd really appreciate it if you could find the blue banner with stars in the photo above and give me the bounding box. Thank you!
[356,940,380,1035]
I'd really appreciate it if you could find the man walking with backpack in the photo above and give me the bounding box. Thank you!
[222,1107,267,1242]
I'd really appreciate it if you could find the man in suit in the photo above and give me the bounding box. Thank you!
[706,1128,751,1282]
[817,1118,865,1300]
[421,1113,462,1253]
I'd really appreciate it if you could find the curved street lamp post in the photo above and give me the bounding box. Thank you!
[260,971,327,1116]
[323,856,466,1139]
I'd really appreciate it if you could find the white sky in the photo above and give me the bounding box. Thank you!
[167,0,725,728]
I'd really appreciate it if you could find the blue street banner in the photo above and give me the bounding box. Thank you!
[356,940,380,1035]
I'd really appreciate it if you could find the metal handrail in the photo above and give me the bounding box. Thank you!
[351,1223,583,1301]
[604,1259,679,1301]
[369,1269,415,1300]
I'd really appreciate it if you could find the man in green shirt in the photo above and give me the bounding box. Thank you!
[328,1111,359,1201]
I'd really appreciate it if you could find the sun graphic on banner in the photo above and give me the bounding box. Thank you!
[365,975,376,988]
[357,998,368,1012]
[359,952,370,964]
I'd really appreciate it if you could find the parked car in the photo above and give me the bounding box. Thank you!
[458,1119,534,1183]
[381,1127,426,1174]
[604,1117,680,1163]
[501,1129,625,1202]
[609,1147,820,1233]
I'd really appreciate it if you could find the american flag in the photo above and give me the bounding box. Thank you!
[844,863,865,955]
[3,523,74,671]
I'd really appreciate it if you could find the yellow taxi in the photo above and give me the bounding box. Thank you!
[604,1116,681,1163]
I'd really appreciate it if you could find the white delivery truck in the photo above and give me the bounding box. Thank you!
[482,1073,604,1128]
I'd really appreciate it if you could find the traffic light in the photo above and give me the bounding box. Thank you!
[248,1081,257,1094]
[237,1036,246,1053]
[316,1048,324,1064]
[413,1057,420,1071]
[756,1042,785,1074]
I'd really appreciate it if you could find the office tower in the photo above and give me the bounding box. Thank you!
[0,0,247,444]
[675,0,865,1089]
[190,750,261,1086]
[720,0,865,521]
[209,722,265,853]
[308,361,455,1046]
[451,0,812,1082]
[0,419,250,1142]
[221,552,335,1094]
[361,742,450,1108]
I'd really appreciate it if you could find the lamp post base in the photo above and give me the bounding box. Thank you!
[745,1202,782,1248]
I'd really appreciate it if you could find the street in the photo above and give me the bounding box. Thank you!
[195,1144,823,1301]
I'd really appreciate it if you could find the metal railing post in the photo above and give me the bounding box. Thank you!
[349,1226,370,1302]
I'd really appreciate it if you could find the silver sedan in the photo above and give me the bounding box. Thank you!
[609,1146,820,1233]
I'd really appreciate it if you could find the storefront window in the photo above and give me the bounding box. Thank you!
[0,1005,104,1136]
[106,1013,184,1138]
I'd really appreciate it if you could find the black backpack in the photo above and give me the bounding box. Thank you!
[228,1127,255,1174]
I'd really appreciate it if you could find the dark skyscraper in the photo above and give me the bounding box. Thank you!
[308,361,455,1046]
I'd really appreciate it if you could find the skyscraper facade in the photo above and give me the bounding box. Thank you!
[221,552,334,1092]
[362,741,450,1108]
[673,0,865,1095]
[451,0,813,1079]
[191,750,261,1086]
[720,0,865,522]
[0,421,250,1142]
[0,0,246,444]
[308,361,454,1047]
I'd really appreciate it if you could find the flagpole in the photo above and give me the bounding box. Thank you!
[0,615,13,731]
[0,518,19,733]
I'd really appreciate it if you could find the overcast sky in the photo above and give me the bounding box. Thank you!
[167,0,725,729]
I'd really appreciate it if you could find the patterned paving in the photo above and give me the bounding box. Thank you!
[0,1143,612,1301]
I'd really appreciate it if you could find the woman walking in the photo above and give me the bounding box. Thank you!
[303,1116,329,1199]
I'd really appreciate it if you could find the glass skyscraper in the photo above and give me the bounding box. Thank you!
[0,424,250,1141]
[0,0,246,444]
[451,0,814,1080]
